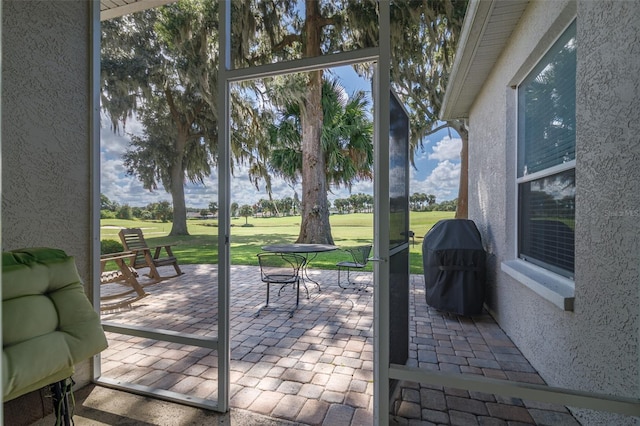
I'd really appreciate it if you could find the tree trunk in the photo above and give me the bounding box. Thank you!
[296,0,334,244]
[454,125,469,219]
[297,69,334,244]
[169,134,189,236]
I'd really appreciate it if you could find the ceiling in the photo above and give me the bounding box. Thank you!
[100,0,177,21]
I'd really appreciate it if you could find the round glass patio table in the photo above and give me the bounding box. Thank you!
[261,244,339,291]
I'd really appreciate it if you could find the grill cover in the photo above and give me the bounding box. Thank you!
[422,219,486,316]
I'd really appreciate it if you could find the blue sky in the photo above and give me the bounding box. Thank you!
[100,65,461,209]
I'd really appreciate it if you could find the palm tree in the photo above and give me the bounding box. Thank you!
[264,78,373,243]
[239,204,253,226]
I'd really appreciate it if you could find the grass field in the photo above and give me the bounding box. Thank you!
[101,211,455,274]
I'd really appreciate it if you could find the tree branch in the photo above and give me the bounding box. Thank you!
[164,84,182,125]
[424,123,450,136]
[272,34,302,53]
[317,15,338,28]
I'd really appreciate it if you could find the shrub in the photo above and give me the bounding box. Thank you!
[116,204,132,220]
[101,209,116,219]
[101,239,124,255]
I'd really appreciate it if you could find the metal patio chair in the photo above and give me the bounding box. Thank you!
[257,252,307,317]
[336,244,372,290]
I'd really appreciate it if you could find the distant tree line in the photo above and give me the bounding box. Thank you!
[332,193,374,214]
[101,194,173,222]
[409,193,456,212]
[102,192,456,224]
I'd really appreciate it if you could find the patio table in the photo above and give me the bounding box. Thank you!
[261,243,338,291]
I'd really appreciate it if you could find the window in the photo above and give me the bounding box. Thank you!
[517,21,576,279]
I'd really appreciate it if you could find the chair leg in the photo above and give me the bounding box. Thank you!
[172,262,183,276]
[51,379,72,426]
[338,267,368,290]
[338,266,348,289]
[266,283,270,306]
[289,279,300,318]
[278,284,288,296]
[257,283,270,317]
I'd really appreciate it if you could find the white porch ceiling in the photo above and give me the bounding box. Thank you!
[100,0,178,21]
[440,0,529,120]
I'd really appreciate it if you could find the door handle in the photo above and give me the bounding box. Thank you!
[367,257,386,263]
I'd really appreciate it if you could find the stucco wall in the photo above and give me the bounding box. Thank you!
[2,0,96,386]
[467,1,639,424]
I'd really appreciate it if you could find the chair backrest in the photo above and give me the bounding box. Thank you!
[348,245,372,266]
[257,252,305,283]
[118,228,150,268]
[3,248,108,401]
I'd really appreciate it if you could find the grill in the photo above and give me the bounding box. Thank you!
[422,219,487,316]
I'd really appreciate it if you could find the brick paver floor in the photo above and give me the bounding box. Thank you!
[100,264,579,425]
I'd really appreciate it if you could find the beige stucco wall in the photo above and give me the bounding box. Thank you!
[468,1,639,424]
[2,0,96,387]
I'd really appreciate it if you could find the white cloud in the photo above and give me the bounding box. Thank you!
[414,148,430,163]
[428,136,461,162]
[410,160,460,202]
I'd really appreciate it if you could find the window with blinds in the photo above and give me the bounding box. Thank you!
[517,21,576,278]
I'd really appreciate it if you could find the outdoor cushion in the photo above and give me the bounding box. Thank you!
[2,247,108,402]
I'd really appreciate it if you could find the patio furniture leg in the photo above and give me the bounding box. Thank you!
[338,266,354,289]
[255,283,271,317]
[266,282,270,306]
[289,278,300,318]
[338,267,370,292]
[301,254,321,292]
[51,379,72,426]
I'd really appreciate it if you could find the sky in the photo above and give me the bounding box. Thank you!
[100,65,461,209]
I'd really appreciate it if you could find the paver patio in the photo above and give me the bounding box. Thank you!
[99,264,579,425]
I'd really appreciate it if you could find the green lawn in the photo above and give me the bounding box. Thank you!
[101,211,454,274]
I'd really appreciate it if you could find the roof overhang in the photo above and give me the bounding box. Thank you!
[440,0,529,120]
[100,0,178,21]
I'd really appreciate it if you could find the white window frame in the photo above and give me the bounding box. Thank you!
[502,19,577,312]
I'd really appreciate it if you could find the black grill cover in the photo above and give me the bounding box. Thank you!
[422,219,486,316]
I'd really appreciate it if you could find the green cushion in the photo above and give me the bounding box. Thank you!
[3,295,58,346]
[2,248,108,402]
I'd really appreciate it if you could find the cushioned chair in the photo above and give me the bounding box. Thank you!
[336,245,372,290]
[119,228,183,282]
[257,252,306,317]
[2,247,108,421]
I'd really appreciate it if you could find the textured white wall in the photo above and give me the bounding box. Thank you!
[467,1,639,424]
[2,0,92,270]
[2,0,95,386]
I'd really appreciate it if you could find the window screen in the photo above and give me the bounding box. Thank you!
[519,169,575,277]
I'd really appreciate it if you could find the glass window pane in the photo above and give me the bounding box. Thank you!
[230,0,378,69]
[518,169,575,277]
[518,21,576,177]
